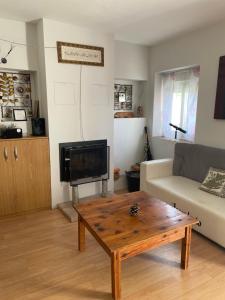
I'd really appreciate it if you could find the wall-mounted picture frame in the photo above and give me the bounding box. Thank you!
[214,55,225,119]
[1,106,14,121]
[57,41,104,66]
[0,71,32,122]
[114,84,133,110]
[13,108,27,121]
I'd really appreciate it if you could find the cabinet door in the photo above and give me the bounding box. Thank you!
[12,139,51,213]
[0,142,16,216]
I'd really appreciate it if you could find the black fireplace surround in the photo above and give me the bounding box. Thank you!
[59,139,109,185]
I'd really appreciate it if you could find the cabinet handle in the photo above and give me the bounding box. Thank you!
[4,147,8,161]
[14,146,18,160]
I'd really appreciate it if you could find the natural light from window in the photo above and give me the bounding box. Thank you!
[171,91,182,127]
[159,66,200,141]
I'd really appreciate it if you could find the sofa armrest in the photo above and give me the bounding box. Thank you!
[140,159,173,190]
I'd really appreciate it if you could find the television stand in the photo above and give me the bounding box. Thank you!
[71,179,108,205]
[71,185,79,205]
[102,179,108,197]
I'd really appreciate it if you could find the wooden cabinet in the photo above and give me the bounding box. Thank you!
[0,137,51,216]
[0,141,15,215]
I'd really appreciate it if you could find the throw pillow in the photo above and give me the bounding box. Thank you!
[200,167,225,198]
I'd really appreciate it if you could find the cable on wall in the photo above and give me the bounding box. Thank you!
[0,37,56,64]
[79,65,85,141]
[0,37,57,48]
[0,44,15,64]
[0,38,28,46]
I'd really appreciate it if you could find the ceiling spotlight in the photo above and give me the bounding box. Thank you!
[1,57,7,64]
[0,44,14,64]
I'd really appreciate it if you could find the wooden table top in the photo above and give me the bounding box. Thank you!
[74,191,198,253]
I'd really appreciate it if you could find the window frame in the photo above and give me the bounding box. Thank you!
[152,66,200,142]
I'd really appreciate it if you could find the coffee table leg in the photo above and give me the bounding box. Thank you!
[78,215,85,252]
[111,251,121,300]
[181,226,192,269]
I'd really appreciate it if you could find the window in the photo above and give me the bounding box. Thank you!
[160,66,199,141]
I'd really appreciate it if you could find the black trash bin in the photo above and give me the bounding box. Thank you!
[126,171,140,192]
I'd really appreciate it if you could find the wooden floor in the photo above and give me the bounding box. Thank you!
[0,209,225,300]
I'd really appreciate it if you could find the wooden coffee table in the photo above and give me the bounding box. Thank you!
[74,191,199,300]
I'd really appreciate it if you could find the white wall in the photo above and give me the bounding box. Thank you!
[37,19,114,207]
[113,41,149,190]
[148,19,225,158]
[114,117,146,190]
[115,40,149,81]
[36,20,48,127]
[0,18,38,71]
[0,18,38,134]
[150,137,176,159]
[0,17,150,206]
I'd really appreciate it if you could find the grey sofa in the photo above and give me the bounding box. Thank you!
[140,143,225,248]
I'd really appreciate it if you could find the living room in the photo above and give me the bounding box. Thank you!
[1,1,225,299]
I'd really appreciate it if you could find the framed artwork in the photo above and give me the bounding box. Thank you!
[114,84,132,110]
[214,55,225,119]
[1,106,14,121]
[57,41,104,66]
[0,71,32,122]
[13,109,27,121]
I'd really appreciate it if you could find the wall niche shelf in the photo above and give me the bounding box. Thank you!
[0,71,33,122]
[114,78,146,118]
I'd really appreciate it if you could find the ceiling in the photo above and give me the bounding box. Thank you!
[1,0,225,45]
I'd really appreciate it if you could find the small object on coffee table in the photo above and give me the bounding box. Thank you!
[129,203,139,216]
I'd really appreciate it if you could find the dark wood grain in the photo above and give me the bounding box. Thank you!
[111,251,121,300]
[181,225,192,269]
[75,191,198,252]
[74,191,198,300]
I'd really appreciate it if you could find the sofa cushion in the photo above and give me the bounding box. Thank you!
[200,167,225,198]
[173,143,225,183]
[146,176,225,218]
